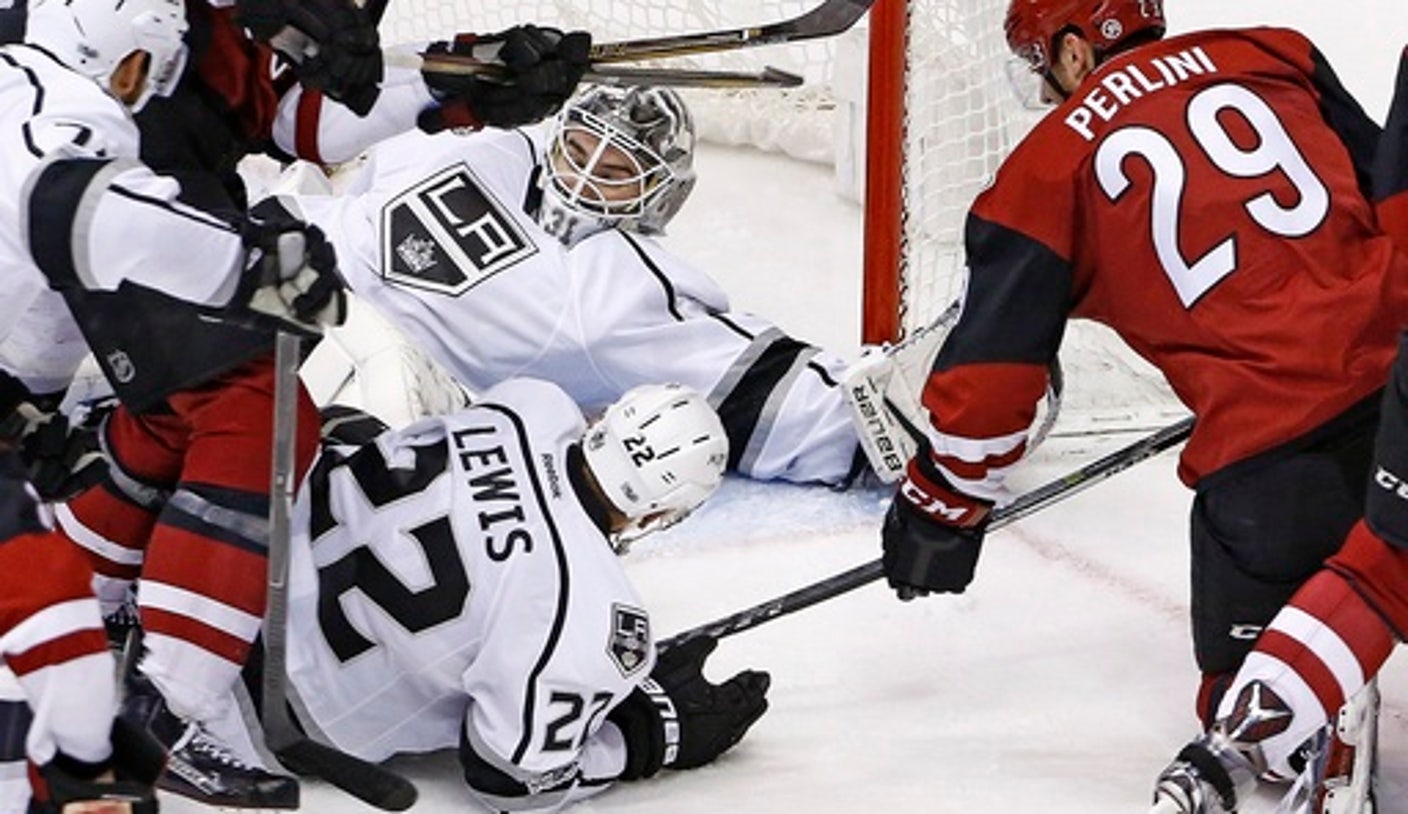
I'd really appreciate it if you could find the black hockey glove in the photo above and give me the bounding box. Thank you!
[607,635,769,781]
[20,403,111,503]
[32,718,165,814]
[237,199,347,335]
[881,445,992,599]
[0,447,50,540]
[0,371,105,502]
[237,0,382,115]
[418,25,591,133]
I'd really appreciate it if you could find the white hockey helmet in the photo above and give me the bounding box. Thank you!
[538,84,697,247]
[26,0,188,112]
[582,382,727,549]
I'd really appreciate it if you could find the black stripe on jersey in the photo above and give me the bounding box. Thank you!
[616,231,842,463]
[475,402,574,766]
[0,699,32,763]
[714,332,812,471]
[106,183,240,233]
[25,157,113,290]
[0,50,44,157]
[934,213,1072,371]
[1307,46,1382,199]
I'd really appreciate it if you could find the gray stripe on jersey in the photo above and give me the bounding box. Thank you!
[463,715,576,811]
[736,345,823,475]
[67,158,143,291]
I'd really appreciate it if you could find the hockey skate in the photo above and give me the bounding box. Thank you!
[120,672,300,809]
[1273,681,1380,814]
[1151,727,1260,814]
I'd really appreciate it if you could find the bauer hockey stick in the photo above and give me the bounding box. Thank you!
[262,331,419,812]
[656,414,1195,652]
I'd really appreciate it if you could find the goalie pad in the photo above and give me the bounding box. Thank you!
[300,297,471,429]
[842,306,956,484]
[843,302,1062,484]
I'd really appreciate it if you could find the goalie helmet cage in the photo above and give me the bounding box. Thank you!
[377,0,1186,434]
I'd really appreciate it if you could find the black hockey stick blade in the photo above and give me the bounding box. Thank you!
[588,0,875,63]
[410,0,873,71]
[656,415,1195,652]
[275,739,418,812]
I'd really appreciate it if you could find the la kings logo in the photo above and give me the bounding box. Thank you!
[608,604,651,678]
[380,163,537,296]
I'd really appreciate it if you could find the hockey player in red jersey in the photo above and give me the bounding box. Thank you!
[0,445,166,814]
[874,0,1408,808]
[1149,46,1408,814]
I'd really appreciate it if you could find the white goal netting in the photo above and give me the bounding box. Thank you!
[377,0,1187,435]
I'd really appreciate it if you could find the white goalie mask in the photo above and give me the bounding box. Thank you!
[537,84,697,248]
[26,0,188,112]
[582,383,728,551]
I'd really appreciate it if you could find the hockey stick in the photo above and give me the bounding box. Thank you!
[656,415,1195,652]
[410,0,874,70]
[262,331,419,812]
[396,51,806,89]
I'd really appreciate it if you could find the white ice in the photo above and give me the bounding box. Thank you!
[177,5,1408,811]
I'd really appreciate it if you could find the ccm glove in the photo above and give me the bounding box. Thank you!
[237,0,383,115]
[237,199,347,334]
[418,25,591,132]
[882,446,993,600]
[607,635,769,780]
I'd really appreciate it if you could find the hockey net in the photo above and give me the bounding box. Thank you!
[377,0,1188,436]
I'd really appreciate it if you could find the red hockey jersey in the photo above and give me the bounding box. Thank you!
[925,27,1408,492]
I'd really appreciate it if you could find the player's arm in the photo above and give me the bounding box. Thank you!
[271,25,590,166]
[882,167,1070,598]
[23,160,345,334]
[235,0,383,116]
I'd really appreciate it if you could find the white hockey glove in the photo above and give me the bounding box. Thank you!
[238,201,347,335]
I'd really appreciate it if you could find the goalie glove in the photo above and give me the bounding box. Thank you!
[236,200,347,335]
[882,445,992,600]
[418,25,591,132]
[236,0,382,115]
[607,635,770,780]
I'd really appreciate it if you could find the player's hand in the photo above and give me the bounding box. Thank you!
[418,25,591,132]
[35,719,165,814]
[238,200,346,334]
[237,0,383,115]
[607,635,769,779]
[881,447,992,599]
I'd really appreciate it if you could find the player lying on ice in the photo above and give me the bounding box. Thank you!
[262,80,935,490]
[185,378,767,812]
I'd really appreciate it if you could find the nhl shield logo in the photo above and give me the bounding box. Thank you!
[105,350,136,383]
[608,604,651,677]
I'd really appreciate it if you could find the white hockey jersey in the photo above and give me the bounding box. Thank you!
[286,378,650,811]
[0,44,245,393]
[284,126,861,485]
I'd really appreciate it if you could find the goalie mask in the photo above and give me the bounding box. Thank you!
[582,383,727,551]
[26,0,188,112]
[537,84,697,247]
